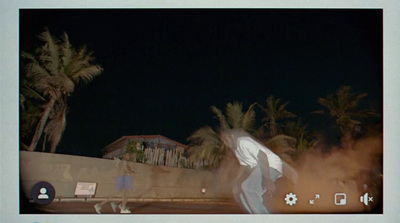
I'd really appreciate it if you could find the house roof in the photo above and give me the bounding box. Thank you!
[103,134,187,152]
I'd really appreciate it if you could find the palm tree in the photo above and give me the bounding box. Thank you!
[187,126,223,168]
[257,95,296,138]
[315,86,379,148]
[315,86,378,137]
[187,102,256,168]
[21,29,103,152]
[210,102,256,133]
[20,81,46,150]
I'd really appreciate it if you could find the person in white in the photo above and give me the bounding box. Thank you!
[221,129,298,214]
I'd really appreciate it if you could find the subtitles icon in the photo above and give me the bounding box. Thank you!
[334,193,347,205]
[360,193,373,206]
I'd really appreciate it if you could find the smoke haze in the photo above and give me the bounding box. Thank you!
[213,134,383,213]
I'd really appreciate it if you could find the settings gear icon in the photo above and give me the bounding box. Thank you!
[284,193,298,206]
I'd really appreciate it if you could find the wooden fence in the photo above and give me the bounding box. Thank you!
[139,147,190,168]
[128,142,205,169]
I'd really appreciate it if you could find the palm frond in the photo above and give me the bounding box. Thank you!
[210,105,229,130]
[240,103,256,132]
[71,65,103,84]
[61,32,74,68]
[186,124,225,167]
[24,57,50,79]
[21,51,36,61]
[278,101,289,111]
[226,102,243,129]
[20,84,46,102]
[68,51,92,74]
[255,102,268,114]
[318,97,340,117]
[187,145,203,160]
[187,126,219,145]
[58,73,76,95]
[37,29,60,76]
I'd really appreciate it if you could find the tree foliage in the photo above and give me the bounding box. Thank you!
[187,102,256,168]
[20,28,103,152]
[257,95,296,138]
[315,86,379,139]
[124,140,146,163]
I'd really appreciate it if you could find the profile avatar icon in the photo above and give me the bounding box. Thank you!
[38,187,49,199]
[31,181,55,205]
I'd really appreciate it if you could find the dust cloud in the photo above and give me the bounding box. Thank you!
[212,135,383,214]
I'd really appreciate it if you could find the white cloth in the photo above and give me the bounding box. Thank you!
[235,136,283,175]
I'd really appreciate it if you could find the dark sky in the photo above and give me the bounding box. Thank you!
[19,9,382,157]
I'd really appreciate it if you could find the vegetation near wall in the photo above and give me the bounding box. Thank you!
[124,140,198,169]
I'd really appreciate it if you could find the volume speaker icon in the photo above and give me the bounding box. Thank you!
[360,193,373,206]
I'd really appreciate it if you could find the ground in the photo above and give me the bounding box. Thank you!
[22,201,246,214]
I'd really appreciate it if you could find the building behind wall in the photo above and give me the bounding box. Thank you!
[103,134,187,159]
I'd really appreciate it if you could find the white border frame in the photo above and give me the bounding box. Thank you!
[1,1,399,223]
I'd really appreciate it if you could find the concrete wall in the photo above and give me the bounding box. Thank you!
[20,151,233,200]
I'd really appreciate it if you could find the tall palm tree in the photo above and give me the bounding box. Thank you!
[315,86,378,140]
[21,29,103,152]
[187,102,256,168]
[257,95,296,138]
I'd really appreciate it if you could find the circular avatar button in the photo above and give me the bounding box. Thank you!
[31,181,55,205]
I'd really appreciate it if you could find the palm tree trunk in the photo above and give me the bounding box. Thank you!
[28,97,56,151]
[42,133,47,152]
[270,119,277,137]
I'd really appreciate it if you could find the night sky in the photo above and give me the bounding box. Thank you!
[19,9,382,157]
